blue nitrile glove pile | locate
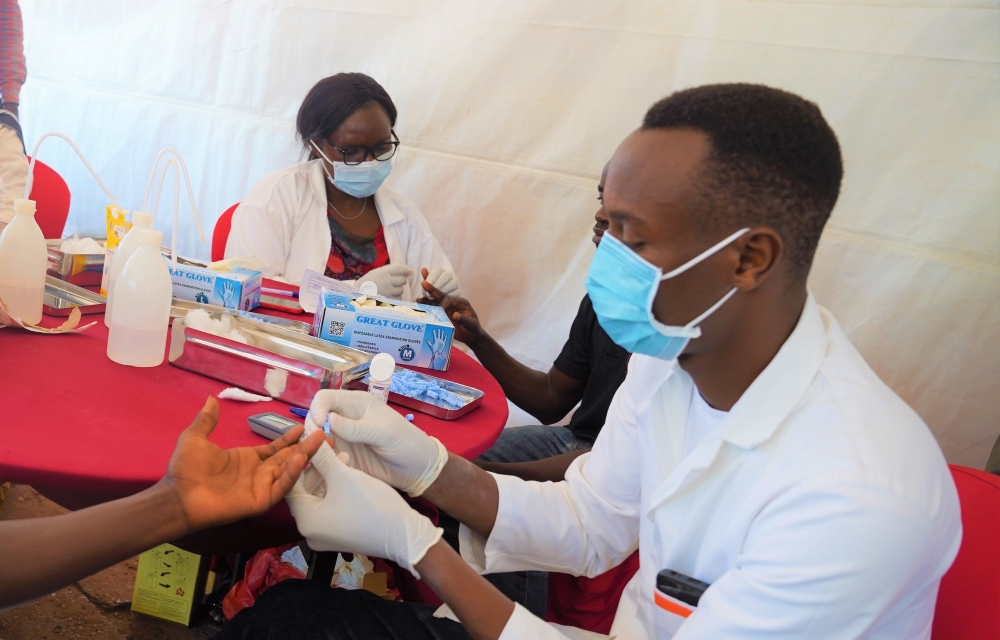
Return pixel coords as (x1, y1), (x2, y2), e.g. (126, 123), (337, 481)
(388, 369), (466, 410)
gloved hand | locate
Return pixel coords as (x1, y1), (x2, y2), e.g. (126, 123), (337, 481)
(422, 267), (460, 297)
(286, 443), (443, 578)
(357, 264), (413, 298)
(305, 390), (448, 497)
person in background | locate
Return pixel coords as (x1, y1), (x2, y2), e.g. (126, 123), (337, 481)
(0, 397), (325, 609)
(225, 73), (458, 300)
(0, 0), (27, 228)
(422, 165), (628, 484)
(230, 83), (960, 640)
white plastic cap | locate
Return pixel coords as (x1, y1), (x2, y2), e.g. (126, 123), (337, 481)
(139, 228), (163, 247)
(132, 210), (154, 227)
(370, 353), (396, 382)
(13, 199), (36, 216)
(359, 280), (379, 297)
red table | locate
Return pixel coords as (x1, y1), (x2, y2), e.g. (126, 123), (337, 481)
(0, 301), (507, 553)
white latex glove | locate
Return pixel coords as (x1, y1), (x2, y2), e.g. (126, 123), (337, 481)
(357, 264), (413, 299)
(424, 267), (460, 296)
(286, 443), (443, 578)
(305, 389), (448, 497)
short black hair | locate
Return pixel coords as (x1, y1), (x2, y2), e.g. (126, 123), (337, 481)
(296, 73), (397, 156)
(642, 83), (843, 277)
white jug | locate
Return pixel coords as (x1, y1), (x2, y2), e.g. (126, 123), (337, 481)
(107, 229), (172, 367)
(0, 199), (48, 325)
(104, 210), (154, 327)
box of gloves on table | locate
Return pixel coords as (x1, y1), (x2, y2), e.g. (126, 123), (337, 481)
(312, 288), (454, 371)
(166, 259), (262, 311)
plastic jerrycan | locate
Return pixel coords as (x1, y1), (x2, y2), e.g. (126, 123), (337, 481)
(0, 199), (48, 325)
(104, 210), (154, 327)
(107, 229), (172, 367)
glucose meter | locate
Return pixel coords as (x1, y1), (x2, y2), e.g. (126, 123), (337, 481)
(248, 412), (302, 440)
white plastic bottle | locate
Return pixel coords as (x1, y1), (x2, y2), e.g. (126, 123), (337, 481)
(0, 199), (48, 325)
(368, 352), (396, 403)
(107, 229), (172, 367)
(104, 210), (154, 327)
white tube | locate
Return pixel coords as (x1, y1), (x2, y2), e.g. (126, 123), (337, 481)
(139, 147), (205, 243)
(24, 132), (123, 210)
(149, 158), (181, 267)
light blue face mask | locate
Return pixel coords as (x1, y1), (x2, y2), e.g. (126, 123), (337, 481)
(311, 140), (393, 199)
(585, 228), (750, 360)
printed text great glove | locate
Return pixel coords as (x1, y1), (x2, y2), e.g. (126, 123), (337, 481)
(306, 389), (448, 497)
(286, 443), (443, 578)
(357, 264), (412, 298)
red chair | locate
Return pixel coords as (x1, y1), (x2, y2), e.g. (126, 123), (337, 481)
(26, 158), (72, 239)
(211, 202), (239, 261)
(932, 465), (1000, 639)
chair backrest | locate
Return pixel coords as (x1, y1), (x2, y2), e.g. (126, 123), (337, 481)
(932, 465), (1000, 639)
(26, 158), (72, 239)
(211, 202), (239, 262)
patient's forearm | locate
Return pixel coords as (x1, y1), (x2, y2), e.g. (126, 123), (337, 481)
(0, 482), (188, 609)
(423, 453), (499, 539)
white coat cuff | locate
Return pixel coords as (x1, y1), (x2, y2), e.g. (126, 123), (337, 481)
(457, 472), (518, 574)
(458, 522), (488, 573)
(499, 603), (601, 640)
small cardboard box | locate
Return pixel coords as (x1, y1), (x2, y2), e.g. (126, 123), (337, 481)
(313, 288), (455, 371)
(130, 543), (203, 626)
(166, 259), (262, 311)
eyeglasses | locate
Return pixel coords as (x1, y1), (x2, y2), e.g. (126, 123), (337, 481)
(322, 130), (400, 165)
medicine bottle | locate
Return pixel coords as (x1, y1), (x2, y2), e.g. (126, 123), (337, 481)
(104, 210), (154, 327)
(368, 352), (396, 403)
(107, 229), (172, 367)
(0, 199), (47, 325)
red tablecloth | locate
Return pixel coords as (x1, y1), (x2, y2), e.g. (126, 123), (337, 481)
(0, 297), (507, 552)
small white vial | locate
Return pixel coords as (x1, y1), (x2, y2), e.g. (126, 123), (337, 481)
(368, 353), (396, 403)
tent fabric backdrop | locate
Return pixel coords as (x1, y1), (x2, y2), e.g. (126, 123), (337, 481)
(18, 1), (999, 468)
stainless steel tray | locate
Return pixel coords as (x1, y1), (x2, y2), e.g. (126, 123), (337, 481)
(47, 239), (106, 287)
(346, 368), (484, 420)
(170, 298), (312, 335)
(169, 310), (372, 408)
(43, 276), (107, 316)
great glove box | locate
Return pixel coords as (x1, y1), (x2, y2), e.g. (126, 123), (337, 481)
(312, 288), (454, 371)
(166, 259), (262, 311)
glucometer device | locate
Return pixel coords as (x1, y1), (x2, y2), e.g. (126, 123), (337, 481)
(656, 569), (710, 607)
(248, 412), (302, 440)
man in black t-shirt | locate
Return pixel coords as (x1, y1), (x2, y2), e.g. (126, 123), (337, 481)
(421, 168), (629, 483)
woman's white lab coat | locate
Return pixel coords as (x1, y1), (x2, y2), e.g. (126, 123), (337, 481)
(224, 159), (453, 301)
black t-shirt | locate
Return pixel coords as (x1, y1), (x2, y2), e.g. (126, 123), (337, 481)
(552, 295), (630, 443)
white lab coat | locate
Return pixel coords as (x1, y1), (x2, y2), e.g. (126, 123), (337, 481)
(461, 294), (962, 639)
(224, 159), (453, 300)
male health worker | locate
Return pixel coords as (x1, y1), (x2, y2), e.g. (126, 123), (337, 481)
(223, 84), (962, 640)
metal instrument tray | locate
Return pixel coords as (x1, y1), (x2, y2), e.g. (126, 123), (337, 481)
(47, 239), (105, 287)
(43, 276), (107, 316)
(346, 368), (484, 420)
(169, 310), (372, 408)
(170, 298), (312, 335)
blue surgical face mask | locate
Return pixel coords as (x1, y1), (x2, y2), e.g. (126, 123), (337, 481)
(311, 140), (393, 198)
(585, 228), (750, 360)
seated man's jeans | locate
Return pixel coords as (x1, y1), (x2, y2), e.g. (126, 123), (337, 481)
(440, 425), (593, 618)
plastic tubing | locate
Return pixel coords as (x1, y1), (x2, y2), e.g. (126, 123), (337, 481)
(149, 158), (182, 267)
(139, 147), (205, 243)
(24, 132), (123, 210)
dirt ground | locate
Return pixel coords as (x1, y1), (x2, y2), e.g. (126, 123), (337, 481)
(0, 484), (222, 640)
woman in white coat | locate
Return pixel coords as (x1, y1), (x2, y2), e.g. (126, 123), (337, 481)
(225, 73), (458, 301)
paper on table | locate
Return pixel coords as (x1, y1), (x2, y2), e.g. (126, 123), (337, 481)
(298, 269), (359, 313)
(0, 299), (95, 334)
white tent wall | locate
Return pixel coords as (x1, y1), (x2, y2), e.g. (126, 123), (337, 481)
(18, 1), (999, 467)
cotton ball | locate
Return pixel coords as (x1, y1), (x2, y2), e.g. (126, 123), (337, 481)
(58, 234), (104, 254)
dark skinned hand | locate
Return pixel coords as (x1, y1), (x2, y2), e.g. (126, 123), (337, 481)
(420, 278), (485, 346)
(160, 397), (326, 531)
